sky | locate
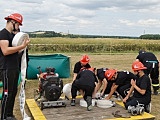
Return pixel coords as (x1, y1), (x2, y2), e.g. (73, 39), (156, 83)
(0, 0), (160, 37)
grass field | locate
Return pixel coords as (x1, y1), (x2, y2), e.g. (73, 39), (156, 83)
(12, 52), (160, 120)
(29, 37), (160, 53)
(30, 37), (160, 45)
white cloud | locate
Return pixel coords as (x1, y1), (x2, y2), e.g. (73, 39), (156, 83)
(0, 0), (160, 36)
(119, 19), (135, 26)
(138, 19), (160, 26)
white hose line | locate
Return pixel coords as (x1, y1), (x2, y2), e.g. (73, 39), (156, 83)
(12, 32), (31, 120)
(96, 99), (114, 108)
(62, 83), (80, 99)
(80, 99), (96, 107)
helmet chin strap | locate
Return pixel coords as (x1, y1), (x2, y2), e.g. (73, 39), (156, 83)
(13, 23), (17, 32)
(136, 71), (140, 77)
(11, 21), (17, 32)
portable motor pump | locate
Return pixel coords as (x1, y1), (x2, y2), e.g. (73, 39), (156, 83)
(37, 67), (63, 101)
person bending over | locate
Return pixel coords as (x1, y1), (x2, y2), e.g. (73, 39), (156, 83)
(70, 68), (98, 111)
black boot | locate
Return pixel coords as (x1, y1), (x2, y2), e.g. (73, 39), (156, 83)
(70, 99), (76, 106)
(85, 96), (92, 111)
(153, 86), (159, 95)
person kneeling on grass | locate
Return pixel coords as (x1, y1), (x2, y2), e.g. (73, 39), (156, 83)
(105, 69), (137, 100)
(70, 68), (98, 111)
(123, 61), (151, 113)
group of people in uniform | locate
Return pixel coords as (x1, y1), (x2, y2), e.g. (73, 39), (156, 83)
(70, 51), (159, 113)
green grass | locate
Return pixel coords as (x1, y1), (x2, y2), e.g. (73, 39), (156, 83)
(29, 38), (160, 53)
(30, 37), (160, 45)
(11, 37), (160, 120)
(12, 52), (160, 120)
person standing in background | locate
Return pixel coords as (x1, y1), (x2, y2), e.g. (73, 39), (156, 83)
(136, 49), (159, 95)
(0, 13), (30, 120)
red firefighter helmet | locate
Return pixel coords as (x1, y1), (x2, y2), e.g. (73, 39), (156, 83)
(80, 55), (90, 64)
(5, 13), (23, 25)
(105, 69), (117, 80)
(132, 61), (147, 71)
(88, 67), (96, 72)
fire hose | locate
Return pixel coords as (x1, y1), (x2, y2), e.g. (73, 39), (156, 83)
(12, 32), (31, 120)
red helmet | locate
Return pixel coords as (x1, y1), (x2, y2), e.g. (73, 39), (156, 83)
(88, 67), (96, 72)
(5, 13), (23, 25)
(132, 61), (147, 71)
(105, 69), (117, 80)
(80, 55), (90, 64)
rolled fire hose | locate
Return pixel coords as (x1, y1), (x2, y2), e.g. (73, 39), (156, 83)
(96, 99), (115, 108)
(62, 83), (80, 99)
(62, 83), (72, 99)
(12, 32), (31, 120)
(80, 99), (96, 107)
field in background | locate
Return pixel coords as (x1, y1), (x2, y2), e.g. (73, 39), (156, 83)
(30, 37), (160, 44)
(29, 37), (160, 53)
(14, 38), (160, 120)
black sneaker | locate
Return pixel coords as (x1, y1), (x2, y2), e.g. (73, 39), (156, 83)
(145, 103), (151, 113)
(70, 99), (75, 106)
(6, 115), (17, 120)
(86, 96), (92, 111)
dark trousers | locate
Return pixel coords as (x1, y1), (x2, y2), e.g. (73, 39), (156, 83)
(71, 80), (94, 100)
(0, 69), (19, 120)
(117, 84), (131, 98)
(124, 96), (150, 109)
(145, 63), (159, 90)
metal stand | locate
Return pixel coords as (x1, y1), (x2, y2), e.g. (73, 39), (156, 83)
(40, 100), (66, 110)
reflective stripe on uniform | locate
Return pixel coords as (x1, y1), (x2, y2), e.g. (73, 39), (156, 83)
(152, 84), (159, 87)
(146, 60), (158, 63)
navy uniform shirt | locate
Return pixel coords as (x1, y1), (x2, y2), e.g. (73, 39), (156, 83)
(136, 52), (159, 67)
(0, 28), (19, 69)
(97, 68), (108, 81)
(133, 74), (151, 102)
(73, 61), (91, 73)
(76, 69), (98, 88)
(114, 71), (137, 87)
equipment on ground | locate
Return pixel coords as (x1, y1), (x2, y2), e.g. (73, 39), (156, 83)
(128, 103), (145, 116)
(96, 99), (116, 108)
(80, 99), (96, 107)
(112, 110), (131, 118)
(62, 83), (80, 100)
(34, 66), (66, 110)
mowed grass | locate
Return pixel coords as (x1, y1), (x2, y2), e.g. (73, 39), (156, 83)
(13, 52), (160, 120)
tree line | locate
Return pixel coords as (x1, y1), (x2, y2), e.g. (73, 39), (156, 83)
(26, 30), (160, 40)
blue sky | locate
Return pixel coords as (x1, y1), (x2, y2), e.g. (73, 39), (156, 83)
(0, 0), (160, 37)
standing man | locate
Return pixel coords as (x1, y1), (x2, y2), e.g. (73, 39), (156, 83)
(105, 69), (137, 100)
(0, 13), (30, 120)
(136, 50), (159, 95)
